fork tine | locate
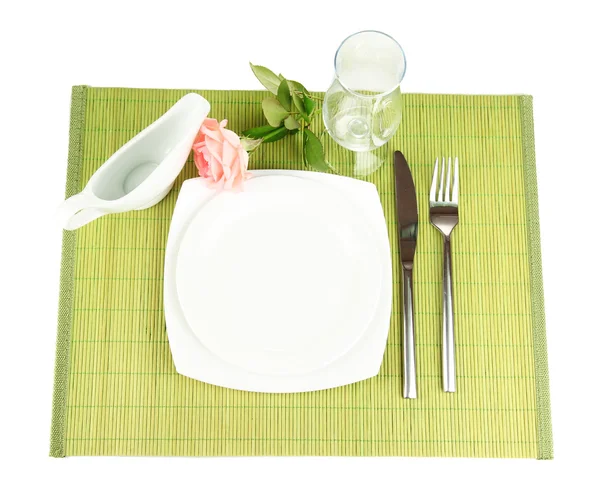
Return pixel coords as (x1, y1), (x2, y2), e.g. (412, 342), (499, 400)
(444, 157), (451, 202)
(452, 157), (459, 203)
(438, 157), (445, 201)
(430, 158), (439, 202)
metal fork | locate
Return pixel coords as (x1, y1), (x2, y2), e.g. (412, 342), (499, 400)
(429, 157), (459, 393)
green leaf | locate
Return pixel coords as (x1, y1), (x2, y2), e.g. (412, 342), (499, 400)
(262, 126), (289, 143)
(277, 80), (292, 111)
(284, 115), (299, 130)
(303, 130), (331, 172)
(262, 97), (289, 127)
(288, 81), (309, 121)
(304, 96), (316, 116)
(292, 94), (308, 121)
(250, 63), (281, 95)
(242, 124), (279, 139)
(289, 80), (308, 94)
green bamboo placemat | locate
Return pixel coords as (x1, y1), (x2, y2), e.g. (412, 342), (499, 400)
(50, 86), (552, 458)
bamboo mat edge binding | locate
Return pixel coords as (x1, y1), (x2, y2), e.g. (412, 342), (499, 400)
(519, 95), (553, 459)
(50, 85), (87, 458)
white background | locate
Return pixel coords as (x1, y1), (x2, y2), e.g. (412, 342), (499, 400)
(1, 0), (599, 501)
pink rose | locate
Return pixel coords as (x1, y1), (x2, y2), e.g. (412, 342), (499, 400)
(192, 118), (250, 190)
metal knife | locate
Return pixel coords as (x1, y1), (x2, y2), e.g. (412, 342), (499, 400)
(393, 151), (419, 399)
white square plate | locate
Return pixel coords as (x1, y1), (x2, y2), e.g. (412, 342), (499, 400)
(164, 170), (392, 392)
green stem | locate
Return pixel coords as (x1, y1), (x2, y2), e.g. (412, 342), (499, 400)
(300, 123), (307, 168)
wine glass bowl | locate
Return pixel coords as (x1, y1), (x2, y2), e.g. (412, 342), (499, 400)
(323, 31), (406, 153)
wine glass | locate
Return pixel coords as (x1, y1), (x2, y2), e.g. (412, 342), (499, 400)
(323, 31), (406, 174)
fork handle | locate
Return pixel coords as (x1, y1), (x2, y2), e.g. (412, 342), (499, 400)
(402, 266), (417, 399)
(442, 237), (456, 392)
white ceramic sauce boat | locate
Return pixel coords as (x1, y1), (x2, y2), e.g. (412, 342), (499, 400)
(57, 93), (210, 230)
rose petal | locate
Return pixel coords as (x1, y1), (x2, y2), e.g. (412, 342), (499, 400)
(194, 150), (210, 178)
(210, 155), (224, 181)
(239, 147), (249, 175)
(222, 140), (239, 179)
(204, 126), (225, 142)
(232, 176), (243, 191)
(221, 127), (241, 147)
(201, 118), (220, 130)
(224, 174), (235, 190)
(204, 136), (224, 164)
(230, 153), (241, 179)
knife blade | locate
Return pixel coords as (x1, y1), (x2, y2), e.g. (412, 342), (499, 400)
(393, 151), (418, 399)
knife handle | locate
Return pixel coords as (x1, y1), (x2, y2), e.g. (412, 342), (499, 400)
(402, 266), (417, 399)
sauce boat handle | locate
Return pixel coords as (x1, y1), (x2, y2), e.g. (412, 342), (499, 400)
(57, 193), (107, 230)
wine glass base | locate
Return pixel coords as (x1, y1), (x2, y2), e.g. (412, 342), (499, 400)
(322, 133), (390, 179)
